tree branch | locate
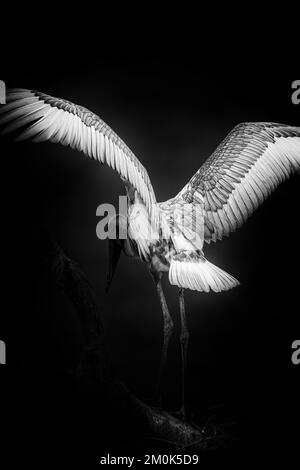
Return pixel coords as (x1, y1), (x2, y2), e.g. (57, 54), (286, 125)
(43, 235), (210, 449)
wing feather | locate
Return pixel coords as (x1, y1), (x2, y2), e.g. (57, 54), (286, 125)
(0, 88), (157, 222)
(166, 122), (300, 243)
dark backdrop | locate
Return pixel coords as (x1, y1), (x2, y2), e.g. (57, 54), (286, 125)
(0, 7), (299, 465)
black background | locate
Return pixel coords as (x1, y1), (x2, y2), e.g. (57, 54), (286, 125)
(0, 5), (299, 466)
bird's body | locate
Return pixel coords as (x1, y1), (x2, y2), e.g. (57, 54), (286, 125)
(116, 190), (175, 270)
(120, 184), (238, 292)
(1, 88), (299, 414)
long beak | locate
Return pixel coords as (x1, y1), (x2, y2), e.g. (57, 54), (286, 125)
(105, 239), (122, 293)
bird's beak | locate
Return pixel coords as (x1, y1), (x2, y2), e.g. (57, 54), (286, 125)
(105, 239), (122, 293)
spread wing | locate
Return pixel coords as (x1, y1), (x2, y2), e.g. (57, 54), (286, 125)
(171, 122), (300, 243)
(0, 88), (157, 222)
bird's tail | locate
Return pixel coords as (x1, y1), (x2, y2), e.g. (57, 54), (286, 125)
(169, 253), (239, 292)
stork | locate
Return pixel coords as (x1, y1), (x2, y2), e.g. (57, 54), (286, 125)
(1, 88), (299, 417)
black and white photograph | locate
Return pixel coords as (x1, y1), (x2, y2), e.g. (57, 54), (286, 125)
(0, 6), (299, 466)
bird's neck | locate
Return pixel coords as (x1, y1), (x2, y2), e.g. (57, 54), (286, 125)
(124, 180), (136, 204)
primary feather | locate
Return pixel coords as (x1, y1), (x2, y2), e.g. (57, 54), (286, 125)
(0, 88), (158, 225)
(167, 122), (300, 243)
(1, 90), (299, 292)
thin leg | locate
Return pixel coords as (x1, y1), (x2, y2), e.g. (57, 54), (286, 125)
(155, 279), (174, 405)
(179, 287), (189, 418)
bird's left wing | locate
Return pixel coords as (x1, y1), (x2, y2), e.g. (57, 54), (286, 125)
(168, 122), (300, 243)
(0, 88), (157, 222)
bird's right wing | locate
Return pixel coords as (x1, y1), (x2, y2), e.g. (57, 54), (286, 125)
(169, 122), (300, 243)
(0, 88), (157, 223)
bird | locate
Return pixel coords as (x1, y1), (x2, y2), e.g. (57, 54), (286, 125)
(1, 88), (299, 417)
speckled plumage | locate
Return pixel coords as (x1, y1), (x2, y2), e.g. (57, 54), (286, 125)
(1, 89), (299, 292)
(2, 87), (299, 415)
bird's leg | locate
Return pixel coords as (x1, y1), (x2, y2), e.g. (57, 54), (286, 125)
(179, 287), (189, 418)
(154, 278), (174, 407)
